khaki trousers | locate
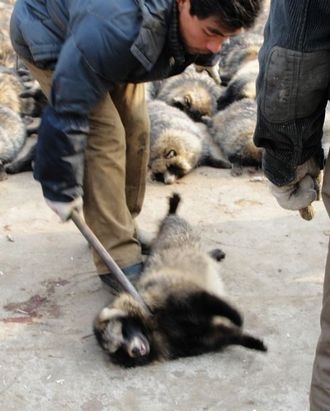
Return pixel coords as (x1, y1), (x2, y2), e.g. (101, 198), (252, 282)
(310, 153), (330, 411)
(24, 61), (150, 274)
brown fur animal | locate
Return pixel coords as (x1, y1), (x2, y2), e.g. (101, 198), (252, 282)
(0, 106), (26, 179)
(0, 1), (16, 68)
(218, 32), (263, 85)
(93, 193), (267, 367)
(148, 99), (231, 184)
(0, 68), (26, 179)
(210, 98), (262, 175)
(154, 65), (223, 122)
(1, 63), (48, 175)
(0, 68), (23, 113)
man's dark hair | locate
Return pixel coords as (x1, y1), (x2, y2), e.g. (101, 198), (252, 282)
(189, 0), (263, 30)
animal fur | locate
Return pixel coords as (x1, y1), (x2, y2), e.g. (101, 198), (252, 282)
(218, 32), (263, 85)
(0, 68), (23, 113)
(210, 98), (262, 175)
(1, 63), (48, 175)
(5, 132), (38, 174)
(0, 106), (26, 179)
(217, 59), (259, 110)
(0, 10), (27, 179)
(148, 99), (231, 184)
(0, 1), (16, 68)
(154, 65), (223, 122)
(93, 193), (267, 367)
(0, 69), (27, 180)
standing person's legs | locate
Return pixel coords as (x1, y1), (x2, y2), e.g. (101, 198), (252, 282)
(310, 154), (330, 411)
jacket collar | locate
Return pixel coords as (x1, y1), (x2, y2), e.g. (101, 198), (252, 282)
(130, 0), (187, 70)
(167, 1), (186, 66)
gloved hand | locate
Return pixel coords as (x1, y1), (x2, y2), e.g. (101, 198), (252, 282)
(269, 157), (321, 211)
(194, 64), (221, 85)
(45, 196), (83, 222)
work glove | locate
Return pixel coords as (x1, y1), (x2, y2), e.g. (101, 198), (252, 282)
(45, 196), (83, 222)
(194, 64), (221, 85)
(269, 157), (321, 220)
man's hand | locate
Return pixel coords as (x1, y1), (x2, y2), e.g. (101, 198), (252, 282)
(269, 157), (321, 214)
(45, 196), (83, 222)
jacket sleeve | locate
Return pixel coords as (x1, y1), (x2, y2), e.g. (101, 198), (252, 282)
(33, 105), (88, 202)
(253, 0), (330, 186)
(32, 37), (107, 202)
(33, 23), (120, 202)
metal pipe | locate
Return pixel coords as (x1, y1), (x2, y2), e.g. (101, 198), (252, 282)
(71, 210), (151, 314)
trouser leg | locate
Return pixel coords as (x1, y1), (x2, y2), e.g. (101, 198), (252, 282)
(22, 60), (52, 99)
(84, 83), (149, 274)
(310, 155), (330, 411)
(23, 62), (149, 274)
(110, 83), (150, 217)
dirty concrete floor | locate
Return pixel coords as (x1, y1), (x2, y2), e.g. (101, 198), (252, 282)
(0, 167), (327, 411)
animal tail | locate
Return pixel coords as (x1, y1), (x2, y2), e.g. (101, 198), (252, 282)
(168, 193), (181, 215)
(231, 333), (267, 352)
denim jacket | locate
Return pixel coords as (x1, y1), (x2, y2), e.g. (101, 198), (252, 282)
(10, 0), (218, 201)
(253, 0), (330, 186)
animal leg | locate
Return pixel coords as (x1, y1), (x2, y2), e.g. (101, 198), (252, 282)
(214, 324), (267, 352)
(0, 161), (8, 181)
(167, 291), (243, 327)
(208, 248), (226, 261)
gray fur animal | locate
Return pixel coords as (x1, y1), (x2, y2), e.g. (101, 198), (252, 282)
(218, 32), (263, 85)
(0, 106), (26, 179)
(0, 1), (16, 68)
(93, 193), (267, 367)
(0, 69), (26, 180)
(154, 65), (223, 122)
(0, 68), (23, 113)
(217, 59), (258, 110)
(2, 64), (48, 175)
(148, 99), (231, 184)
(210, 98), (262, 175)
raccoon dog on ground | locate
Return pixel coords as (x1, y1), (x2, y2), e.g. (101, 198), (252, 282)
(93, 193), (267, 367)
(155, 65), (222, 122)
(210, 98), (262, 175)
(0, 69), (26, 179)
(217, 59), (259, 110)
(0, 106), (26, 179)
(148, 100), (231, 184)
(218, 32), (263, 85)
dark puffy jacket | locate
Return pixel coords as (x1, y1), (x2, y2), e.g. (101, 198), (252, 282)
(10, 0), (218, 201)
(253, 0), (330, 186)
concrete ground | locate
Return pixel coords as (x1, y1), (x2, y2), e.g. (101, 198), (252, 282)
(0, 167), (327, 411)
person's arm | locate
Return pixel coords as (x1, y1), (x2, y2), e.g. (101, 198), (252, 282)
(253, 0), (330, 211)
(32, 34), (110, 221)
(34, 105), (88, 202)
(34, 12), (134, 220)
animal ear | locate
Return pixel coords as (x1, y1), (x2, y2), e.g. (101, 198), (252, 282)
(165, 149), (176, 159)
(183, 95), (192, 108)
(172, 95), (184, 105)
(172, 96), (186, 111)
(173, 95), (192, 109)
